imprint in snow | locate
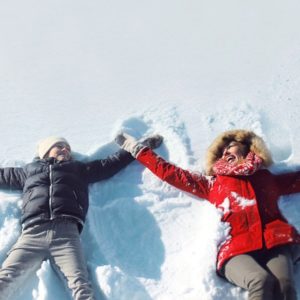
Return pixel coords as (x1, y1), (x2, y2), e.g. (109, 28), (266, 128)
(231, 192), (255, 209)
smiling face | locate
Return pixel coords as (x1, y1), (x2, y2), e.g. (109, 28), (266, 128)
(221, 141), (249, 165)
(47, 142), (71, 161)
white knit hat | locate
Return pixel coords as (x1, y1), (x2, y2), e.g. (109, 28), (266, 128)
(37, 136), (70, 159)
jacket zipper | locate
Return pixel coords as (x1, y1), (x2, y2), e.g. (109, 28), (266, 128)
(49, 164), (54, 219)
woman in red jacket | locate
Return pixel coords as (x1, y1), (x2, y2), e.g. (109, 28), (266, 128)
(116, 130), (300, 300)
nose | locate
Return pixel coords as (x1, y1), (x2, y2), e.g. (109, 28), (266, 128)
(61, 146), (70, 153)
(222, 146), (229, 156)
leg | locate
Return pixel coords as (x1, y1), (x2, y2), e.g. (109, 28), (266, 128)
(223, 253), (276, 300)
(0, 226), (47, 300)
(265, 246), (297, 300)
(49, 220), (95, 300)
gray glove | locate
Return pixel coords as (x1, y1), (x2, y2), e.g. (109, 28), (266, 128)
(140, 134), (163, 149)
(115, 132), (163, 157)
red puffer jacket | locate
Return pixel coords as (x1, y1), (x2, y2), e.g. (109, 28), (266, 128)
(136, 148), (300, 270)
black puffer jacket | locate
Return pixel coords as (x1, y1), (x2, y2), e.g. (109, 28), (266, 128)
(0, 149), (134, 231)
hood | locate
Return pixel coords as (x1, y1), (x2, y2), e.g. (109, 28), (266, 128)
(205, 129), (273, 175)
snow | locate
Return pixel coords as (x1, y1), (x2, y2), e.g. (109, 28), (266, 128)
(1, 0), (300, 299)
(230, 192), (255, 209)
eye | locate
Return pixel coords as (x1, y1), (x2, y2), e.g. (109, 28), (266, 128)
(55, 143), (70, 151)
(226, 144), (234, 150)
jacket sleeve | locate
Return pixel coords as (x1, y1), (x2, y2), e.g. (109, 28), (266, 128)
(136, 148), (210, 200)
(84, 149), (135, 183)
(274, 170), (300, 196)
(0, 167), (26, 190)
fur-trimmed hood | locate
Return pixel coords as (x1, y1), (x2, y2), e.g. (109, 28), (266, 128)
(205, 129), (273, 175)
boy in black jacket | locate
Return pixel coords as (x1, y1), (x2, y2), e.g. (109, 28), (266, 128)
(0, 135), (162, 300)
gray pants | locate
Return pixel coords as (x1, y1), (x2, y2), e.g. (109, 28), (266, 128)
(0, 218), (94, 300)
(223, 246), (297, 300)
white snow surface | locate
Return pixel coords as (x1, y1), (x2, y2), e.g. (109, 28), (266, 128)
(1, 1), (300, 299)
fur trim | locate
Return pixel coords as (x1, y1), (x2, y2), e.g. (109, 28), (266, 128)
(205, 130), (273, 175)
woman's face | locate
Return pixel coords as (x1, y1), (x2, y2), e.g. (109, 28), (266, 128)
(221, 141), (248, 164)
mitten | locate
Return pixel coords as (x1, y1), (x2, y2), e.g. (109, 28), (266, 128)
(140, 134), (163, 149)
(115, 132), (144, 157)
(115, 132), (163, 157)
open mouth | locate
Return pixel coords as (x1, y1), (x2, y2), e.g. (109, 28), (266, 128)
(226, 155), (236, 163)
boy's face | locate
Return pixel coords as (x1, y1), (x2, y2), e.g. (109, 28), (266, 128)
(47, 142), (71, 161)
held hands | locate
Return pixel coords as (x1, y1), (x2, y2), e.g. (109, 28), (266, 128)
(115, 133), (140, 155)
(115, 132), (163, 157)
(140, 134), (163, 149)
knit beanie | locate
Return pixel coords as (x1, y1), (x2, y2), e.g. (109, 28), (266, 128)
(37, 136), (70, 159)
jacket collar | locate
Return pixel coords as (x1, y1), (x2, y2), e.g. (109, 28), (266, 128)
(34, 157), (70, 165)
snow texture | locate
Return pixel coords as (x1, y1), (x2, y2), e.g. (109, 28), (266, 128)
(1, 0), (300, 299)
